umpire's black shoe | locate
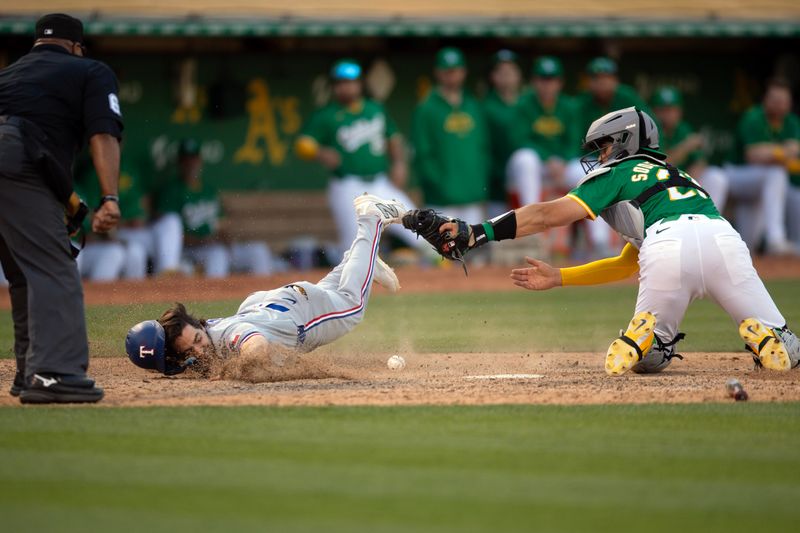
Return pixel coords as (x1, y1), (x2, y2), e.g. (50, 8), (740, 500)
(9, 370), (26, 397)
(19, 373), (103, 404)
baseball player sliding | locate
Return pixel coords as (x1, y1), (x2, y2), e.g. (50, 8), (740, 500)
(125, 194), (405, 377)
(403, 107), (799, 375)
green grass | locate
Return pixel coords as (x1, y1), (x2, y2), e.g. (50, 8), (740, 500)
(1, 403), (798, 532)
(2, 280), (799, 358)
(2, 284), (799, 530)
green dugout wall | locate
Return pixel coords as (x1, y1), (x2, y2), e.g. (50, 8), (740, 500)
(1, 29), (798, 191)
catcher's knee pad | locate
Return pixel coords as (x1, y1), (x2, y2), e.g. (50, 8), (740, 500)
(631, 332), (685, 374)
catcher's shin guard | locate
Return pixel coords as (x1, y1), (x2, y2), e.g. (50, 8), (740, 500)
(739, 318), (791, 371)
(605, 311), (656, 376)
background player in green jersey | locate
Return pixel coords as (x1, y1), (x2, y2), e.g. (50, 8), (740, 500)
(295, 59), (421, 259)
(514, 56), (581, 198)
(726, 78), (797, 255)
(412, 47), (490, 223)
(157, 139), (272, 278)
(427, 107), (799, 375)
(650, 85), (728, 211)
(482, 49), (540, 217)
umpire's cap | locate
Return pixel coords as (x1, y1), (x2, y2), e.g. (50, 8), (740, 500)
(36, 13), (84, 43)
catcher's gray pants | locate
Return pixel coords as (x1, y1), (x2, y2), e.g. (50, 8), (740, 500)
(0, 127), (90, 380)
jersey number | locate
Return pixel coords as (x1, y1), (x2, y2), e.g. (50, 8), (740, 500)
(655, 168), (708, 202)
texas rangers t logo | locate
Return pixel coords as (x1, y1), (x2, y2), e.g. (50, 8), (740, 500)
(139, 346), (154, 358)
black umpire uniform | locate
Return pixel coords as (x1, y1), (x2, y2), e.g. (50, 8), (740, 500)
(0, 14), (123, 403)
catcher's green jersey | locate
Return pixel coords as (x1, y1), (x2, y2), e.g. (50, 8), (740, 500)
(659, 121), (704, 168)
(412, 89), (489, 206)
(300, 98), (398, 179)
(736, 105), (800, 185)
(482, 90), (524, 202)
(157, 180), (221, 238)
(568, 153), (719, 230)
(574, 84), (649, 137)
(516, 92), (580, 161)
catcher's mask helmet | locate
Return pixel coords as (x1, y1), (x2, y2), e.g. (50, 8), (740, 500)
(580, 106), (659, 173)
(125, 320), (196, 375)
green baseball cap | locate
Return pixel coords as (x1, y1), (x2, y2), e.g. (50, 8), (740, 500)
(651, 86), (683, 107)
(330, 59), (362, 80)
(532, 56), (563, 78)
(436, 47), (466, 69)
(491, 49), (518, 67)
(586, 57), (618, 75)
(178, 138), (201, 157)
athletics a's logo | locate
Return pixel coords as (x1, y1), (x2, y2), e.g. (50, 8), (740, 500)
(139, 346), (155, 358)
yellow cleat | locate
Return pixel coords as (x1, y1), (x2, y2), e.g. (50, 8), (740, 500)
(605, 312), (657, 376)
(739, 318), (790, 371)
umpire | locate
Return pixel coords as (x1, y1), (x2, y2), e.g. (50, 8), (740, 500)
(0, 14), (123, 403)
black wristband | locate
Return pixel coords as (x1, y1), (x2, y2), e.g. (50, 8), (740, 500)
(469, 223), (488, 248)
(479, 210), (517, 243)
(97, 195), (119, 209)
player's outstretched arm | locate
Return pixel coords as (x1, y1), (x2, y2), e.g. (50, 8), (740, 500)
(513, 196), (592, 238)
(434, 195), (589, 250)
(510, 244), (640, 291)
(404, 196), (589, 264)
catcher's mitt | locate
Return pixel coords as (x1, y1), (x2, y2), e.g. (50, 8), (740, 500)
(402, 209), (471, 274)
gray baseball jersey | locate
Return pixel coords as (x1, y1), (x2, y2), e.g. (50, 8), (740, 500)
(204, 215), (383, 360)
(205, 285), (312, 358)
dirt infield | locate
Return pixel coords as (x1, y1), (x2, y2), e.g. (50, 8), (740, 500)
(2, 351), (798, 407)
(2, 256), (798, 310)
(1, 258), (798, 407)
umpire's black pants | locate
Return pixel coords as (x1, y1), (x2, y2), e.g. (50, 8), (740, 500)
(0, 125), (89, 379)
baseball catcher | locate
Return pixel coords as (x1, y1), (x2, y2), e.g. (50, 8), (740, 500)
(125, 194), (404, 377)
(404, 107), (799, 375)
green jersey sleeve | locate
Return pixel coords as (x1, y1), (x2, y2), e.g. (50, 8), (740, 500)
(567, 169), (625, 219)
(384, 106), (399, 138)
(737, 108), (762, 147)
(301, 107), (333, 145)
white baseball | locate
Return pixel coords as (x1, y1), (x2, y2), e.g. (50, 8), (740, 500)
(387, 355), (406, 370)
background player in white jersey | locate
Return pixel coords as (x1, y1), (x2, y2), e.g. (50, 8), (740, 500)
(404, 107), (799, 375)
(124, 194), (404, 377)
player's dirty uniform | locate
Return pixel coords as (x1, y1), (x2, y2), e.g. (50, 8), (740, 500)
(298, 98), (419, 254)
(205, 215), (382, 357)
(568, 152), (786, 352)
